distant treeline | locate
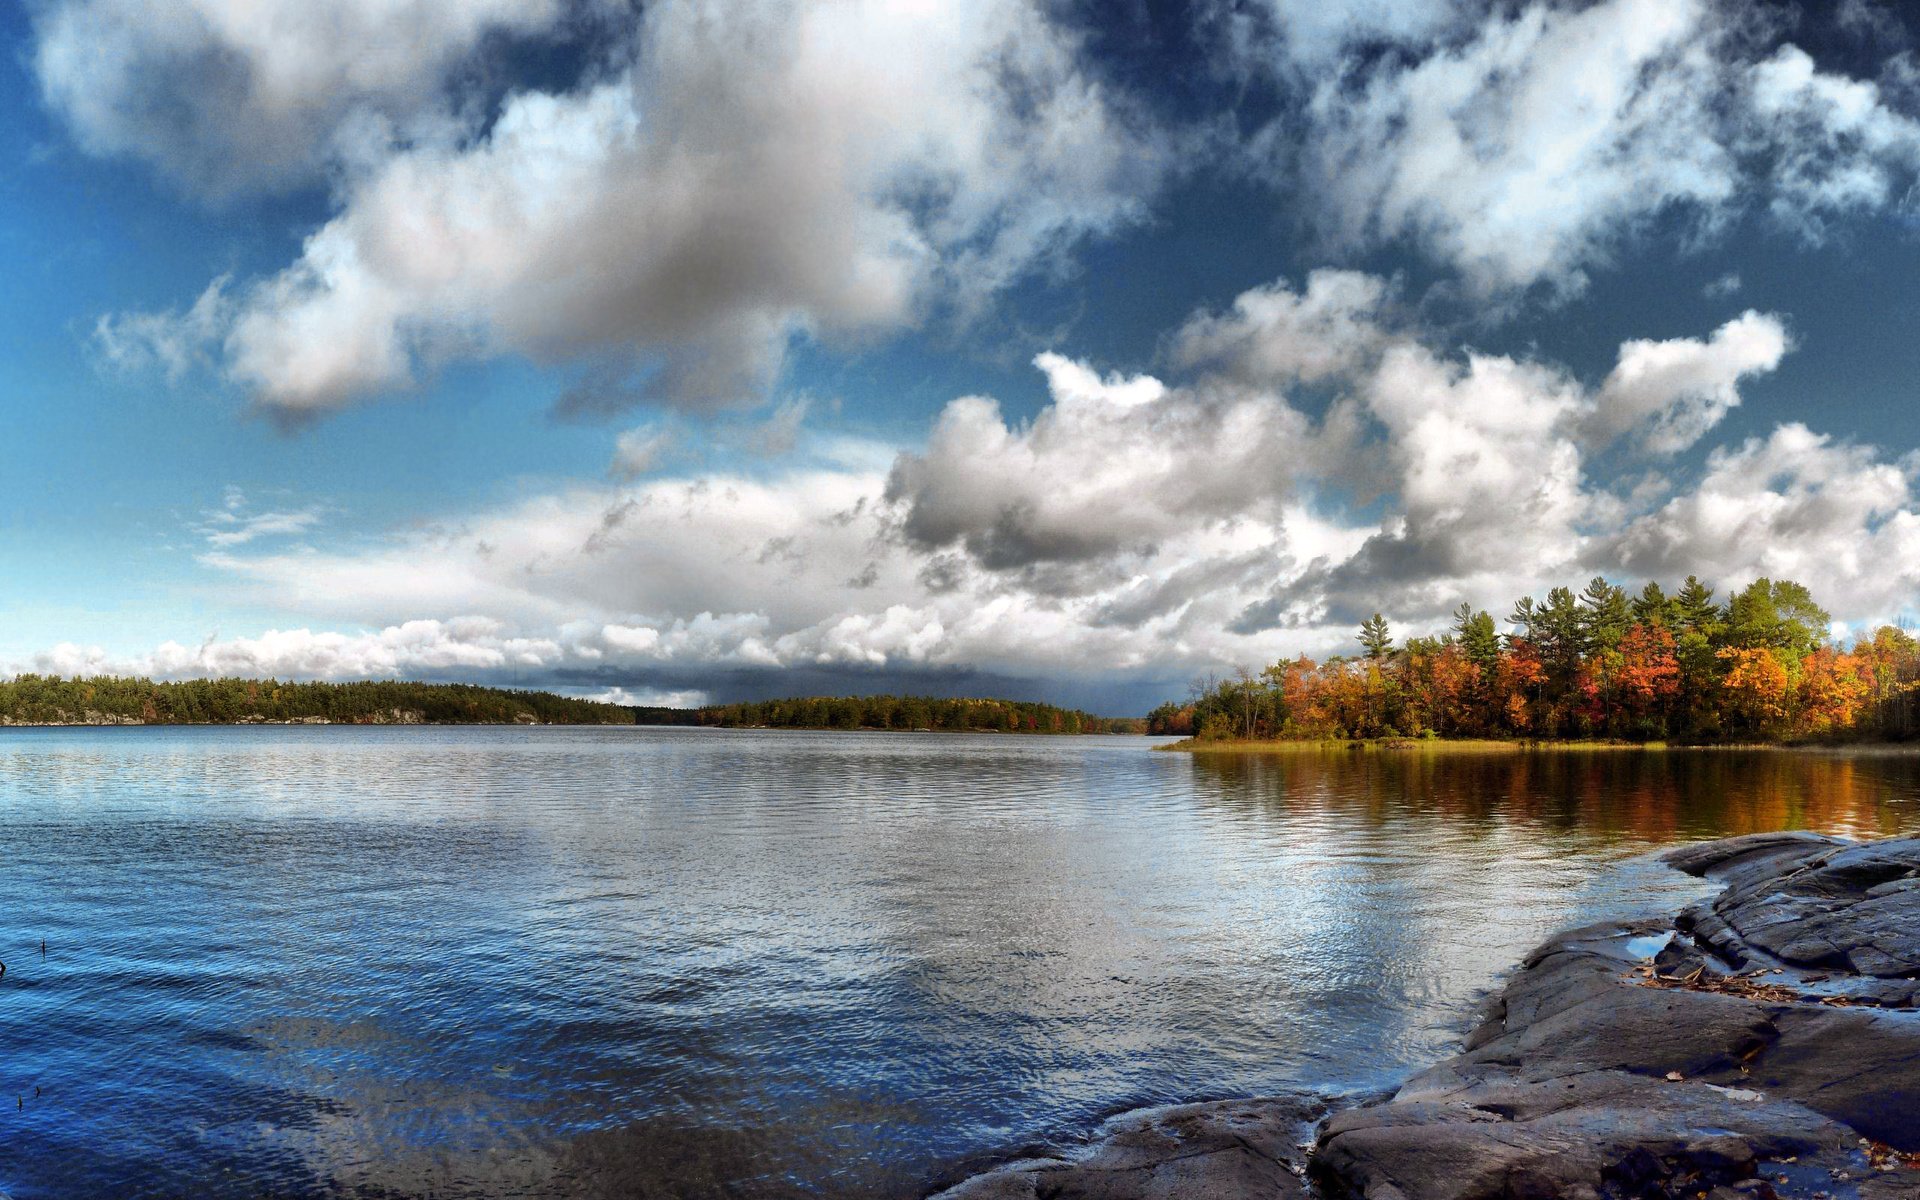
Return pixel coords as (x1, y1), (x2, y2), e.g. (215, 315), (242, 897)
(1152, 576), (1920, 745)
(636, 695), (1144, 734)
(0, 675), (635, 726)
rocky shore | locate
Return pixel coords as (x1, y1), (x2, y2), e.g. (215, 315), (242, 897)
(937, 832), (1920, 1200)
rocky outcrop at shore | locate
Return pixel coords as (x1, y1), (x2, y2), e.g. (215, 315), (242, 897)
(936, 832), (1920, 1200)
(1318, 832), (1920, 1199)
(933, 1097), (1327, 1200)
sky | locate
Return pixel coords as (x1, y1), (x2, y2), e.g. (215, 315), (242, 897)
(6, 0), (1920, 715)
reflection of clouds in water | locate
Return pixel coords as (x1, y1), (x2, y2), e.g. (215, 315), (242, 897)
(2, 731), (1919, 1198)
(1179, 749), (1920, 1081)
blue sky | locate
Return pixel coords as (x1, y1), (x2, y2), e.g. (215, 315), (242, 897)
(5, 0), (1920, 713)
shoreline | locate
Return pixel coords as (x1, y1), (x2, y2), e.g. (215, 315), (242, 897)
(0, 717), (628, 728)
(1159, 735), (1920, 754)
(936, 831), (1920, 1199)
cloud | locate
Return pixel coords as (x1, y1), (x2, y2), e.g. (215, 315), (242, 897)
(1603, 424), (1920, 615)
(1836, 0), (1911, 52)
(1266, 340), (1595, 628)
(192, 487), (326, 548)
(31, 618), (562, 682)
(91, 0), (1166, 418)
(1256, 0), (1920, 294)
(609, 425), (678, 481)
(1235, 0), (1472, 73)
(1746, 44), (1920, 237)
(1169, 268), (1392, 384)
(31, 0), (583, 198)
(1295, 0), (1739, 295)
(882, 278), (1798, 639)
(93, 278), (232, 379)
(728, 396), (811, 459)
(1586, 310), (1790, 455)
(587, 685), (707, 708)
(885, 350), (1310, 572)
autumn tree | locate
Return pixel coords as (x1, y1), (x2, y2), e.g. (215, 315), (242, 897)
(1795, 647), (1871, 736)
(1717, 646), (1791, 738)
(1613, 622), (1682, 735)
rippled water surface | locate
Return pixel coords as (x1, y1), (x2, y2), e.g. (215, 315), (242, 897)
(2, 728), (1918, 1198)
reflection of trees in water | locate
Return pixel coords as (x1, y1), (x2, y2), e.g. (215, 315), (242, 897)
(1187, 750), (1920, 843)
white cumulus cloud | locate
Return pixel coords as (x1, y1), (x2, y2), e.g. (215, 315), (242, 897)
(86, 0), (1166, 418)
(1264, 0), (1920, 294)
(32, 0), (581, 197)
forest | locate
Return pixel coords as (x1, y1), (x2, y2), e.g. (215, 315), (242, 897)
(641, 694), (1144, 734)
(0, 676), (634, 726)
(1149, 576), (1920, 744)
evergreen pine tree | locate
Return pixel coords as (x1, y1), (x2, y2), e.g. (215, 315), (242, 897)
(1631, 580), (1674, 626)
(1357, 613), (1394, 661)
(1578, 576), (1632, 651)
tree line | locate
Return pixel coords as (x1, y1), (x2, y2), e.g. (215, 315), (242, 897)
(0, 676), (635, 725)
(1149, 576), (1920, 744)
(640, 694), (1144, 734)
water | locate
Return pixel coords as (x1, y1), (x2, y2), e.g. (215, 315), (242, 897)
(0, 728), (1915, 1199)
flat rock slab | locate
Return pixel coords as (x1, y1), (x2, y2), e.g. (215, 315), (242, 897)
(1669, 833), (1920, 981)
(931, 1096), (1325, 1200)
(1318, 833), (1920, 1200)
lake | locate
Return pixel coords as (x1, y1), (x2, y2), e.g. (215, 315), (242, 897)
(0, 728), (1915, 1199)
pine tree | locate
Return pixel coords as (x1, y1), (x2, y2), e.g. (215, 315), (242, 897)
(1357, 612), (1394, 661)
(1578, 576), (1632, 652)
(1675, 576), (1720, 631)
(1508, 596), (1539, 642)
(1536, 586), (1587, 669)
(1631, 580), (1675, 626)
(1451, 602), (1500, 675)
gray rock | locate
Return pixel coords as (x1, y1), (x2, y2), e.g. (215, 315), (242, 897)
(1671, 837), (1920, 981)
(1661, 831), (1848, 881)
(1317, 1069), (1859, 1200)
(1317, 833), (1920, 1200)
(931, 1096), (1324, 1200)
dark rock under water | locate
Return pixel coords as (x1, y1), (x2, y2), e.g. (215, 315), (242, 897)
(940, 831), (1920, 1200)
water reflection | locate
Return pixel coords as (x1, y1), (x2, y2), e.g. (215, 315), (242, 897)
(1190, 747), (1920, 841)
(0, 730), (1913, 1199)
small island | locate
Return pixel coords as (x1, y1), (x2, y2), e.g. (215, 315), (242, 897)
(1151, 575), (1920, 749)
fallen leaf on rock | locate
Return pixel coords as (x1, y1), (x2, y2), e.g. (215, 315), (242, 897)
(1631, 965), (1812, 1005)
(1864, 1139), (1920, 1171)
